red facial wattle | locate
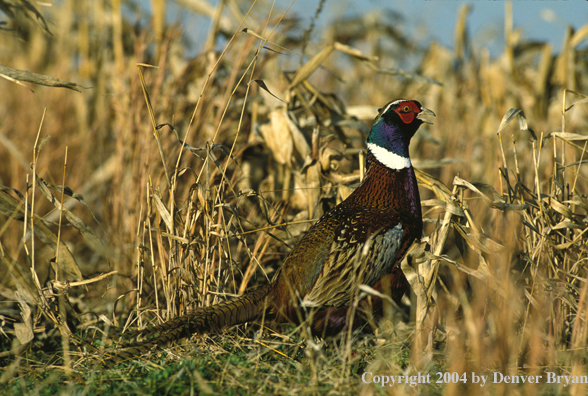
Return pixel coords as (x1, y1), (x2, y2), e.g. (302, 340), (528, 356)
(393, 101), (421, 124)
(397, 112), (415, 123)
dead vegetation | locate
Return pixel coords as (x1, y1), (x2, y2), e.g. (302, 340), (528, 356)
(0, 1), (587, 394)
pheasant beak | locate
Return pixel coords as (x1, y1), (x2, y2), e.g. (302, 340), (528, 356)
(417, 107), (436, 124)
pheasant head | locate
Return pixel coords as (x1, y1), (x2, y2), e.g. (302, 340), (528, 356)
(367, 99), (435, 170)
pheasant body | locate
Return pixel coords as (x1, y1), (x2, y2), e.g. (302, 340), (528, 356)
(272, 158), (422, 323)
(111, 99), (434, 358)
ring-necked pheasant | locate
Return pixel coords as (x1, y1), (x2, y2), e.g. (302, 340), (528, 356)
(110, 99), (434, 359)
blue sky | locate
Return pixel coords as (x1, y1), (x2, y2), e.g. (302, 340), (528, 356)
(288, 0), (587, 54)
(164, 0), (587, 56)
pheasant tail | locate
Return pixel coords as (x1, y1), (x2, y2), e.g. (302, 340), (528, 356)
(106, 284), (273, 364)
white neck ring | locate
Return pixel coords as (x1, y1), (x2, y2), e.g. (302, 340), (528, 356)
(367, 143), (411, 170)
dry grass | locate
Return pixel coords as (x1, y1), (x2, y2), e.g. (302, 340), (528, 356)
(0, 1), (587, 395)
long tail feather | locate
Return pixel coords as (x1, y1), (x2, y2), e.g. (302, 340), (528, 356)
(105, 284), (273, 363)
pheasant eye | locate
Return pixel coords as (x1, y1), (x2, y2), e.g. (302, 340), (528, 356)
(403, 105), (410, 112)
